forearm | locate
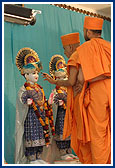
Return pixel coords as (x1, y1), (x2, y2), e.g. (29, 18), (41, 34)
(89, 75), (111, 83)
(42, 66), (77, 87)
(56, 79), (72, 87)
(77, 66), (84, 85)
(73, 67), (84, 97)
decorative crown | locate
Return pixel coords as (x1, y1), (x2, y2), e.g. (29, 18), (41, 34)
(16, 47), (40, 70)
(49, 54), (66, 77)
(16, 47), (42, 75)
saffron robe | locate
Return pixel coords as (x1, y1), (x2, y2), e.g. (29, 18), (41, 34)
(63, 38), (111, 164)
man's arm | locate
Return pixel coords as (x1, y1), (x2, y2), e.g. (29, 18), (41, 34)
(42, 66), (78, 87)
(73, 66), (84, 96)
(89, 75), (111, 83)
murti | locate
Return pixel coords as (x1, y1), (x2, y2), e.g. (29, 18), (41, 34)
(16, 48), (55, 163)
(49, 55), (77, 160)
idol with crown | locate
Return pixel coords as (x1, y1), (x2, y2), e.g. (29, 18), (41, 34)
(48, 55), (78, 161)
(15, 48), (55, 164)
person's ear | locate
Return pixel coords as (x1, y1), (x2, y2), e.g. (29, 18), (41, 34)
(87, 29), (90, 36)
(69, 44), (73, 52)
(87, 29), (92, 38)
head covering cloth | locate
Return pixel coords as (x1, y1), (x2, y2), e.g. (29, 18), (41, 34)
(61, 32), (80, 46)
(84, 16), (104, 30)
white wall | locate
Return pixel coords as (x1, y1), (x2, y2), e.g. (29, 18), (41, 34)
(65, 3), (111, 18)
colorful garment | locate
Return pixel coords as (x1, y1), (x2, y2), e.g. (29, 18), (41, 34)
(21, 88), (46, 147)
(49, 86), (71, 153)
(15, 83), (49, 162)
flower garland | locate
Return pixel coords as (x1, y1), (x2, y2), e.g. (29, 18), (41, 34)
(32, 101), (50, 145)
(56, 86), (67, 109)
(44, 100), (55, 135)
(24, 82), (55, 145)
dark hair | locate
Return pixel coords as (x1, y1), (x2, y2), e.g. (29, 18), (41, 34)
(90, 30), (102, 34)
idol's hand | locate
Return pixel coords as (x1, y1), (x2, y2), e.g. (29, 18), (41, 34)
(27, 98), (33, 105)
(46, 144), (49, 148)
(59, 100), (64, 106)
(42, 72), (56, 85)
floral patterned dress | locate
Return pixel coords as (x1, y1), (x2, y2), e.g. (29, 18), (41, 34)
(21, 83), (47, 160)
(49, 86), (70, 150)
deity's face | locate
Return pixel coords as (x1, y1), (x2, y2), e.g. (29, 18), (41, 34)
(25, 70), (39, 84)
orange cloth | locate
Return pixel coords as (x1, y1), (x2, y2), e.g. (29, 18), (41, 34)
(61, 32), (80, 46)
(84, 16), (104, 30)
(77, 38), (111, 81)
(63, 38), (111, 164)
(4, 159), (8, 164)
(62, 86), (73, 139)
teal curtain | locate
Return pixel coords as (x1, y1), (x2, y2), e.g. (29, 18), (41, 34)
(4, 4), (111, 164)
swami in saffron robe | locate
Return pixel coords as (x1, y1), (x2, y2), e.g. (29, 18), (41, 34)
(63, 38), (111, 164)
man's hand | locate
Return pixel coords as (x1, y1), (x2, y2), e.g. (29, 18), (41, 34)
(42, 73), (56, 85)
